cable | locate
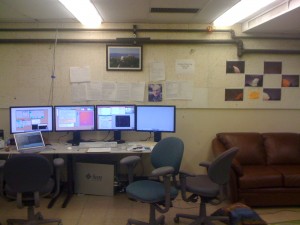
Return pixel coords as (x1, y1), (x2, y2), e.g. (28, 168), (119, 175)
(48, 30), (58, 105)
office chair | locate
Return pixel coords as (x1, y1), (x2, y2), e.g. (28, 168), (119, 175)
(1, 154), (64, 225)
(174, 147), (238, 225)
(123, 137), (184, 225)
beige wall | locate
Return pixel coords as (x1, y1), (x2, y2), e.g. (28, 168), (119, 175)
(1, 23), (300, 174)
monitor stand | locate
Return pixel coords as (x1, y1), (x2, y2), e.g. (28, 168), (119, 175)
(154, 132), (161, 142)
(67, 131), (82, 146)
(112, 131), (125, 144)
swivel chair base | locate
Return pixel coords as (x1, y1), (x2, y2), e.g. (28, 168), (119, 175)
(7, 206), (62, 225)
(127, 204), (165, 225)
(174, 201), (228, 225)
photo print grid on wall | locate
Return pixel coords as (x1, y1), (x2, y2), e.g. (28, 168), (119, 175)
(225, 61), (300, 102)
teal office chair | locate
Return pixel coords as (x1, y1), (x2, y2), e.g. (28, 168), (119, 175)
(174, 147), (238, 225)
(123, 137), (184, 225)
(1, 154), (64, 225)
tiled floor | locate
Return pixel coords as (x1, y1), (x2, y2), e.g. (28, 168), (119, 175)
(0, 192), (300, 225)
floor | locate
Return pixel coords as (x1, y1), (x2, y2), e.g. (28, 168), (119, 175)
(0, 191), (300, 225)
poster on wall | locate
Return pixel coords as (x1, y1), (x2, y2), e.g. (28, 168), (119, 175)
(245, 74), (263, 87)
(106, 45), (142, 71)
(282, 75), (299, 87)
(148, 84), (162, 102)
(263, 88), (281, 101)
(226, 61), (245, 73)
(264, 61), (282, 74)
(225, 89), (243, 101)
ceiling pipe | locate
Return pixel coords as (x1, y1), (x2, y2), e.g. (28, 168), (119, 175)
(0, 26), (299, 56)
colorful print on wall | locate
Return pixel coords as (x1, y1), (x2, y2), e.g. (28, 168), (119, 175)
(245, 74), (263, 87)
(264, 61), (282, 74)
(148, 83), (163, 102)
(225, 89), (243, 101)
(248, 90), (260, 100)
(282, 75), (299, 87)
(263, 88), (281, 101)
(226, 61), (245, 74)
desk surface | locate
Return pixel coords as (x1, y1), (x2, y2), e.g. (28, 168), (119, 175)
(0, 141), (156, 155)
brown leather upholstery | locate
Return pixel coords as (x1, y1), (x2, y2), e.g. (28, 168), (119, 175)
(212, 132), (300, 207)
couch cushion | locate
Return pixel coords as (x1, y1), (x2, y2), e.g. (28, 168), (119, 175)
(271, 165), (300, 187)
(239, 166), (282, 189)
(263, 133), (300, 165)
(217, 133), (266, 165)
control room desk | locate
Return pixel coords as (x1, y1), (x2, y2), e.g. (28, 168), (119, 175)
(0, 142), (154, 208)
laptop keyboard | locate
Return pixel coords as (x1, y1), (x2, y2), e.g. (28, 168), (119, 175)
(19, 147), (46, 154)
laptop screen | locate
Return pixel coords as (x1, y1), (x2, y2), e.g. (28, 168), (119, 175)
(14, 131), (45, 151)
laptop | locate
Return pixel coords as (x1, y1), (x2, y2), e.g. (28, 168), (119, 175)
(14, 131), (46, 153)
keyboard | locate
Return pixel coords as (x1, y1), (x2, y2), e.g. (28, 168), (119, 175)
(87, 147), (111, 153)
(79, 141), (118, 148)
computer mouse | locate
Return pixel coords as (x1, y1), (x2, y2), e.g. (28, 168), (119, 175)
(67, 146), (72, 150)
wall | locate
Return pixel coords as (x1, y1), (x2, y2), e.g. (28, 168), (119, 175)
(1, 23), (300, 174)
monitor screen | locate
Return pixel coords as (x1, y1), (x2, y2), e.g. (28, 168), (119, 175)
(10, 106), (53, 133)
(136, 105), (176, 133)
(96, 105), (136, 131)
(54, 105), (95, 132)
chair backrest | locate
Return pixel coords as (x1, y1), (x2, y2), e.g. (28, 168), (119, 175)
(151, 137), (184, 175)
(4, 154), (52, 193)
(208, 147), (238, 185)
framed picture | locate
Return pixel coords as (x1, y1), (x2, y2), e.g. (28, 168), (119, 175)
(106, 45), (142, 71)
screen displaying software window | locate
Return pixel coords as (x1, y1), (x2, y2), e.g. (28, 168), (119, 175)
(54, 106), (95, 131)
(10, 106), (53, 133)
(136, 105), (176, 132)
(96, 105), (135, 130)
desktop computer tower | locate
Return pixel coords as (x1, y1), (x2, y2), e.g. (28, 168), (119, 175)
(74, 163), (114, 196)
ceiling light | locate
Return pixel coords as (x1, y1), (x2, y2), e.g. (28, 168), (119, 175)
(59, 0), (102, 27)
(213, 0), (276, 26)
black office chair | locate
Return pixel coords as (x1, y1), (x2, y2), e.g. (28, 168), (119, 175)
(174, 147), (239, 225)
(123, 137), (184, 225)
(1, 154), (64, 225)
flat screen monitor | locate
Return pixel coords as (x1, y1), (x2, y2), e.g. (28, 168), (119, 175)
(54, 105), (95, 145)
(10, 106), (53, 133)
(136, 105), (176, 142)
(96, 105), (136, 142)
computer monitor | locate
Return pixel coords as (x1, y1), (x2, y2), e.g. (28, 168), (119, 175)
(54, 105), (95, 145)
(96, 105), (136, 143)
(136, 105), (176, 142)
(10, 106), (53, 133)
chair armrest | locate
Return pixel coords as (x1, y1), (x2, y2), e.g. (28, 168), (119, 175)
(179, 170), (198, 203)
(151, 166), (175, 214)
(120, 155), (141, 184)
(199, 161), (210, 169)
(151, 166), (174, 177)
(179, 170), (196, 177)
(120, 155), (141, 166)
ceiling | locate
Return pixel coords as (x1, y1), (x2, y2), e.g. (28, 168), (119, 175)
(0, 0), (299, 36)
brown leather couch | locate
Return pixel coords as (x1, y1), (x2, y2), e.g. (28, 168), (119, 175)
(212, 132), (300, 207)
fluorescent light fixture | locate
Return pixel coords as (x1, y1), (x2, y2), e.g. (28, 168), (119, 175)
(59, 0), (102, 27)
(214, 0), (276, 26)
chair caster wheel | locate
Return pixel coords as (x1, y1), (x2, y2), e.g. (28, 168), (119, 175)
(174, 216), (179, 223)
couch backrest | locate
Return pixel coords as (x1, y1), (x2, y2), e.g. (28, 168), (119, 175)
(262, 133), (300, 165)
(216, 132), (266, 165)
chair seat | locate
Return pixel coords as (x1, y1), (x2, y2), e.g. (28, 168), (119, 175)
(126, 180), (178, 203)
(186, 175), (220, 198)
